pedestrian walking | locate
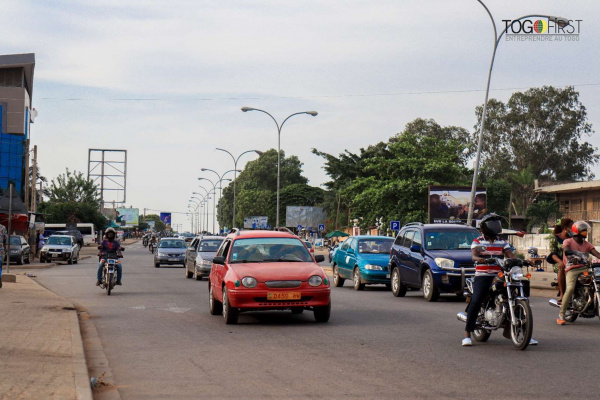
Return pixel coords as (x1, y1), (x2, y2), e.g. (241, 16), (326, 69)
(36, 230), (46, 258)
(0, 223), (7, 289)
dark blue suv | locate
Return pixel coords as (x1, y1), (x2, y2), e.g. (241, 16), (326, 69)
(389, 223), (480, 301)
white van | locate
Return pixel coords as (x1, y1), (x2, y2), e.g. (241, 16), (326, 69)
(44, 223), (97, 246)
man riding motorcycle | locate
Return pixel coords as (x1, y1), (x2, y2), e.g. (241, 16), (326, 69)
(463, 214), (537, 346)
(557, 221), (600, 325)
(96, 228), (123, 286)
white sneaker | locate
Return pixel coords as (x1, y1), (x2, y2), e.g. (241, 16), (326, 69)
(462, 337), (472, 346)
(529, 338), (538, 345)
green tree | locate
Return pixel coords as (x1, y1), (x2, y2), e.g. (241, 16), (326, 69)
(526, 200), (560, 233)
(143, 214), (165, 231)
(47, 169), (101, 207)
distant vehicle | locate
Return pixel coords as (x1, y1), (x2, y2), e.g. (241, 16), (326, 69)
(185, 236), (224, 280)
(8, 235), (31, 265)
(303, 241), (315, 254)
(154, 238), (187, 268)
(52, 230), (84, 248)
(208, 230), (330, 324)
(39, 235), (80, 264)
(332, 236), (394, 290)
(389, 223), (480, 301)
(44, 223), (97, 246)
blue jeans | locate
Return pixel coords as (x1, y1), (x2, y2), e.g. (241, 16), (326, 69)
(0, 255), (3, 279)
(97, 261), (123, 282)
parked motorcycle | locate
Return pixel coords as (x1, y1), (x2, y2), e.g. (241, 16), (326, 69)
(99, 248), (124, 296)
(457, 254), (534, 350)
(549, 250), (600, 322)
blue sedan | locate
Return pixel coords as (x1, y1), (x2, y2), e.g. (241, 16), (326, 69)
(332, 235), (394, 290)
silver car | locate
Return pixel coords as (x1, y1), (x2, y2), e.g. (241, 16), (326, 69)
(184, 236), (223, 280)
(154, 238), (187, 268)
(40, 235), (80, 264)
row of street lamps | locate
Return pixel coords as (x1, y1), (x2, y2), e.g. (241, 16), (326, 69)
(187, 108), (317, 234)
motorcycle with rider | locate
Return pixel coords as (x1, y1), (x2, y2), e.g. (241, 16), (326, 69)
(96, 227), (124, 295)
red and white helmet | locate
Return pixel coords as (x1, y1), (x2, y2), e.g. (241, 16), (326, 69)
(571, 221), (590, 237)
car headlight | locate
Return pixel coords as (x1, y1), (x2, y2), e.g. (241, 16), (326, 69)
(201, 259), (212, 266)
(11, 249), (20, 254)
(593, 267), (600, 276)
(241, 276), (257, 288)
(510, 266), (524, 281)
(41, 247), (48, 252)
(157, 252), (167, 257)
(435, 258), (455, 269)
(308, 275), (323, 286)
(364, 264), (383, 270)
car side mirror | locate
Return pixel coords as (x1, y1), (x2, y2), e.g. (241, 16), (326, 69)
(410, 244), (421, 253)
(314, 255), (325, 263)
(213, 256), (225, 265)
(347, 248), (355, 254)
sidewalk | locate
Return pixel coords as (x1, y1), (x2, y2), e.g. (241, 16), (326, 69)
(0, 274), (92, 400)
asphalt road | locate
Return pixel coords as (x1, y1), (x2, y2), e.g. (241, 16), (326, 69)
(35, 242), (600, 399)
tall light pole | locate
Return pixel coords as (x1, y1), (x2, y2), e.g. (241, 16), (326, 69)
(198, 177), (218, 233)
(191, 195), (207, 234)
(241, 107), (318, 227)
(201, 168), (239, 217)
(216, 148), (263, 229)
(466, 2), (569, 226)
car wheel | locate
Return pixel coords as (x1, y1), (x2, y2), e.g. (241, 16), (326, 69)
(333, 265), (345, 287)
(209, 284), (223, 315)
(391, 267), (407, 297)
(353, 268), (365, 291)
(155, 262), (160, 268)
(185, 266), (193, 279)
(222, 287), (239, 324)
(25, 252), (31, 264)
(313, 300), (331, 323)
(68, 256), (73, 265)
(17, 253), (24, 265)
(422, 269), (439, 302)
(291, 307), (304, 314)
(193, 271), (202, 281)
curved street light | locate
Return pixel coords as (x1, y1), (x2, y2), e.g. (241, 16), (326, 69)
(198, 177), (218, 233)
(241, 107), (318, 227)
(467, 2), (569, 226)
(216, 148), (263, 229)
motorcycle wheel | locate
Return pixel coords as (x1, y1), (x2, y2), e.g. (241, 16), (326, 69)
(510, 299), (533, 350)
(107, 272), (113, 296)
(473, 328), (491, 342)
(565, 310), (578, 323)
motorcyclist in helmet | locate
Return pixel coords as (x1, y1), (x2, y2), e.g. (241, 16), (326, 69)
(96, 228), (123, 286)
(463, 213), (537, 346)
(557, 221), (600, 325)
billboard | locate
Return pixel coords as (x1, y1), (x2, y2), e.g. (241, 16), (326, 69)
(243, 216), (268, 229)
(160, 212), (172, 229)
(116, 208), (139, 226)
(285, 206), (327, 229)
(428, 185), (487, 224)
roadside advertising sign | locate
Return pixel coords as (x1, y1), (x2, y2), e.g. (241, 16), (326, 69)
(428, 185), (486, 225)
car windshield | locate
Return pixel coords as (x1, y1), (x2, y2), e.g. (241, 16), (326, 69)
(10, 237), (22, 245)
(159, 240), (186, 248)
(47, 237), (72, 246)
(198, 239), (223, 252)
(424, 230), (480, 250)
(304, 242), (312, 249)
(230, 238), (313, 263)
(358, 239), (393, 253)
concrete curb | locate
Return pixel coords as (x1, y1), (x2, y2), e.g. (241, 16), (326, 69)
(29, 278), (93, 400)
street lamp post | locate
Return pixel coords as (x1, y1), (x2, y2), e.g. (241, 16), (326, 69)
(216, 148), (263, 229)
(466, 2), (569, 226)
(191, 195), (207, 234)
(241, 107), (318, 227)
(198, 177), (218, 233)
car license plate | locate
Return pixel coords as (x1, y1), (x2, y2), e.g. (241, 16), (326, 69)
(169, 258), (179, 261)
(267, 292), (301, 301)
(52, 253), (59, 258)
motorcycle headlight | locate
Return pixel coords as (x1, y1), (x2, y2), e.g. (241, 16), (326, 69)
(241, 276), (257, 288)
(593, 267), (600, 276)
(364, 264), (383, 270)
(435, 258), (455, 269)
(510, 266), (524, 281)
(308, 275), (323, 286)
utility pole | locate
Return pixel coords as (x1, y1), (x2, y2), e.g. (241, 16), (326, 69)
(31, 145), (37, 213)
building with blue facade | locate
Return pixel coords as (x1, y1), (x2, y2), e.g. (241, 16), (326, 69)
(0, 53), (35, 201)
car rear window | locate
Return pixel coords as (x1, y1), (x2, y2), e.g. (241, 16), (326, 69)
(424, 230), (480, 250)
(47, 237), (71, 246)
(230, 238), (312, 263)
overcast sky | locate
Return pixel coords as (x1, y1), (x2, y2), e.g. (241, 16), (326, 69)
(1, 0), (598, 232)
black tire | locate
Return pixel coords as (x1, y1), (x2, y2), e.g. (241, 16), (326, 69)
(73, 256), (78, 265)
(68, 256), (73, 265)
(107, 272), (113, 296)
(353, 268), (365, 291)
(222, 287), (239, 324)
(209, 283), (223, 315)
(511, 299), (533, 350)
(385, 283), (391, 290)
(473, 328), (491, 342)
(185, 266), (193, 279)
(422, 269), (439, 302)
(291, 307), (304, 314)
(564, 310), (578, 323)
(314, 301), (331, 322)
(155, 262), (160, 268)
(193, 271), (202, 281)
(391, 267), (407, 297)
(25, 252), (31, 264)
(17, 253), (24, 265)
(333, 265), (345, 287)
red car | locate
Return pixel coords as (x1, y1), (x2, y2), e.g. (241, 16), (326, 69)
(208, 230), (331, 324)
